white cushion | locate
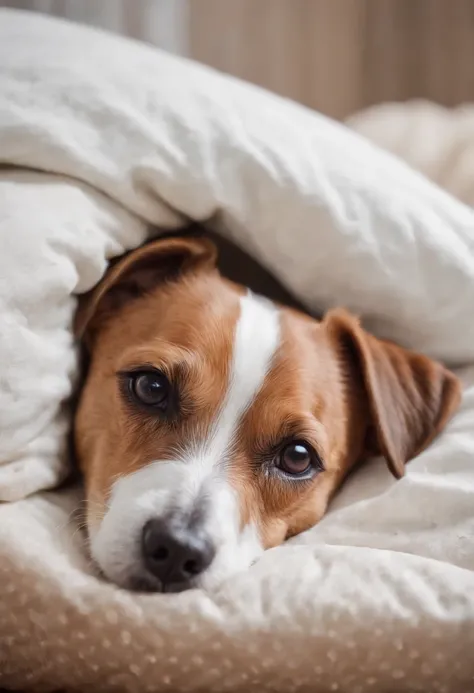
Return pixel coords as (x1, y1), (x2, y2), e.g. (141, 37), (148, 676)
(348, 100), (474, 206)
(0, 9), (473, 692)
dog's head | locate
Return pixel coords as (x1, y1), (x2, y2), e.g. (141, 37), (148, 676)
(74, 235), (461, 592)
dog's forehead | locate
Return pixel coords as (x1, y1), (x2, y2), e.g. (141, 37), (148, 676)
(96, 270), (327, 406)
(96, 272), (240, 356)
(243, 309), (336, 430)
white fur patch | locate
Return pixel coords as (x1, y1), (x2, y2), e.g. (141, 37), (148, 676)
(91, 291), (281, 590)
(198, 290), (281, 468)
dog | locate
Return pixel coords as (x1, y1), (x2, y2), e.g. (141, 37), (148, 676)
(74, 231), (461, 593)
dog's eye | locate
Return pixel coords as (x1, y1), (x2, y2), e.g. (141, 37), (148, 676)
(276, 442), (321, 476)
(129, 371), (169, 409)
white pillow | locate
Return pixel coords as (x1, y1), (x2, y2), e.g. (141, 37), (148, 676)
(348, 100), (474, 206)
(1, 8), (474, 500)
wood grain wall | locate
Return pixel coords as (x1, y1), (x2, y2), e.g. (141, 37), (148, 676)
(189, 0), (474, 119)
(8, 0), (474, 119)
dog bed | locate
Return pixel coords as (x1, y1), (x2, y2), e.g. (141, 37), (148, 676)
(1, 9), (474, 692)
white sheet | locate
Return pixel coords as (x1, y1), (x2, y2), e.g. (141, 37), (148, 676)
(0, 9), (473, 692)
(348, 100), (474, 207)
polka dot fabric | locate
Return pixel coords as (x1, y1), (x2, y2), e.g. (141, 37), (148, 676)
(1, 477), (474, 692)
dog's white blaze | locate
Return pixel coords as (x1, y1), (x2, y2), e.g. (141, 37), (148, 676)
(91, 291), (281, 590)
(197, 290), (281, 468)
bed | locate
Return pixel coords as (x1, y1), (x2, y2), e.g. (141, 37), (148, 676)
(0, 9), (473, 693)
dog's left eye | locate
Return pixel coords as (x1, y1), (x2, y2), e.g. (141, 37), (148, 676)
(129, 371), (170, 409)
(276, 441), (322, 477)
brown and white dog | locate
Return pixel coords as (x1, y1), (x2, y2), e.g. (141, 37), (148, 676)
(74, 232), (461, 593)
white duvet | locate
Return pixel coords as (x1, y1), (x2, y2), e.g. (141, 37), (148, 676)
(0, 9), (473, 693)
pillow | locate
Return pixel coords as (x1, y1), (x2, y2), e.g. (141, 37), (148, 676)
(348, 100), (474, 206)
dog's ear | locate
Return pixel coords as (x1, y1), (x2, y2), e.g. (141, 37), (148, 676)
(74, 235), (217, 343)
(325, 309), (461, 478)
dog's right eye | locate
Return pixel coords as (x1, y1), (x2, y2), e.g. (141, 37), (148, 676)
(129, 371), (170, 410)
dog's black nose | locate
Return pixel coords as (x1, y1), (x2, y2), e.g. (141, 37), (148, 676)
(142, 518), (215, 587)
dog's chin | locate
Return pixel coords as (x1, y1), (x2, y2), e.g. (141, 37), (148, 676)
(94, 549), (259, 594)
(100, 560), (253, 594)
(128, 574), (192, 594)
(90, 560), (191, 594)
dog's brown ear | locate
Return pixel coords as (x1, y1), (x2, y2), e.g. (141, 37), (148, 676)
(325, 309), (461, 478)
(74, 235), (217, 343)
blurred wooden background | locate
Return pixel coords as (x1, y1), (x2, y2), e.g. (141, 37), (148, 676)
(6, 0), (474, 119)
(189, 0), (474, 119)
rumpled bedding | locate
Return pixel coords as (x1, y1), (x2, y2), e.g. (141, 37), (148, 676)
(0, 9), (473, 693)
(349, 100), (474, 206)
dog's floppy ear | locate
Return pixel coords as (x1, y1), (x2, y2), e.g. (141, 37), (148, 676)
(75, 235), (217, 343)
(325, 309), (461, 478)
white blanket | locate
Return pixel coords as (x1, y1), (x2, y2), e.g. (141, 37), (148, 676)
(0, 9), (473, 693)
(349, 100), (474, 207)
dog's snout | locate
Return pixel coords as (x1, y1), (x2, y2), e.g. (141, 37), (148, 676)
(141, 518), (216, 587)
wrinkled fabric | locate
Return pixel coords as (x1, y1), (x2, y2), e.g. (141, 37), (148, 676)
(0, 9), (473, 693)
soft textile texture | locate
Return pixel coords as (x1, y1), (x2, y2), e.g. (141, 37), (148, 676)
(1, 375), (474, 691)
(349, 100), (474, 206)
(0, 170), (147, 501)
(0, 8), (473, 692)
